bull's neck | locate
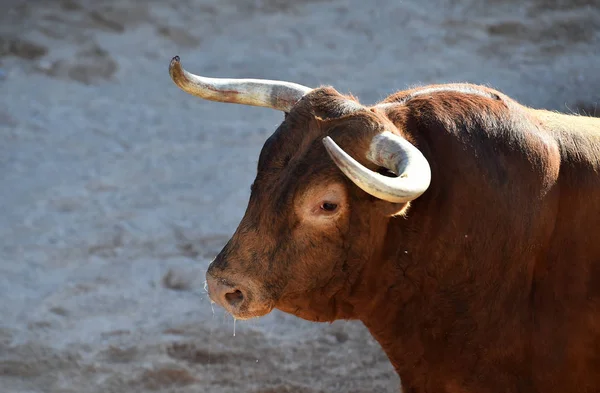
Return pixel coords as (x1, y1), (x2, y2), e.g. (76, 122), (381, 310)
(352, 253), (417, 376)
(345, 199), (446, 382)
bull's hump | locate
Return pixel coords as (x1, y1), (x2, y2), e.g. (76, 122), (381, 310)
(377, 83), (504, 108)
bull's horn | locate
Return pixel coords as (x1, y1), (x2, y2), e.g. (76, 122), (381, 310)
(169, 56), (312, 112)
(322, 131), (431, 203)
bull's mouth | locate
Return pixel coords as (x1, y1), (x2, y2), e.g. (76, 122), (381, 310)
(206, 273), (275, 320)
(222, 305), (275, 321)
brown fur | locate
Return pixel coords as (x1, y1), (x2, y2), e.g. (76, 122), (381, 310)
(206, 83), (600, 392)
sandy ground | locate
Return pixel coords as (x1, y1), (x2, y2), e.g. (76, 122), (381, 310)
(0, 0), (598, 392)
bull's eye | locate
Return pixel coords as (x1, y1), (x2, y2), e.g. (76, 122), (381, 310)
(320, 202), (338, 212)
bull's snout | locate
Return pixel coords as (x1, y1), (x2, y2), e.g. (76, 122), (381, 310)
(206, 274), (247, 313)
(205, 252), (274, 319)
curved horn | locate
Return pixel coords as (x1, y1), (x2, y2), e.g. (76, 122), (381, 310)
(169, 56), (312, 112)
(322, 131), (431, 203)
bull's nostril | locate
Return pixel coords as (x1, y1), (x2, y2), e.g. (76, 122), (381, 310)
(224, 289), (244, 307)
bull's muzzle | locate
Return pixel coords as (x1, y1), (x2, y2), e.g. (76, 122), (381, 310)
(206, 273), (247, 315)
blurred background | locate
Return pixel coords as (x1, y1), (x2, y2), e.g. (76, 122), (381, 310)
(0, 0), (598, 392)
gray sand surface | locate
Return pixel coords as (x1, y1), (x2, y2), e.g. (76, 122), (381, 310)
(0, 0), (598, 392)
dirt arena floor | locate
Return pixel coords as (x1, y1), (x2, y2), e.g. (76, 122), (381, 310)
(0, 0), (598, 392)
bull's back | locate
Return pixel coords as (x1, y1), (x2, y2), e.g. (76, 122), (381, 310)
(532, 110), (600, 392)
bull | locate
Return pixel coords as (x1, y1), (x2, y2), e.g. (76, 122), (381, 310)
(168, 55), (600, 393)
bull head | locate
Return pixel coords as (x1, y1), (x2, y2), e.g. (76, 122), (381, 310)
(169, 56), (431, 321)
